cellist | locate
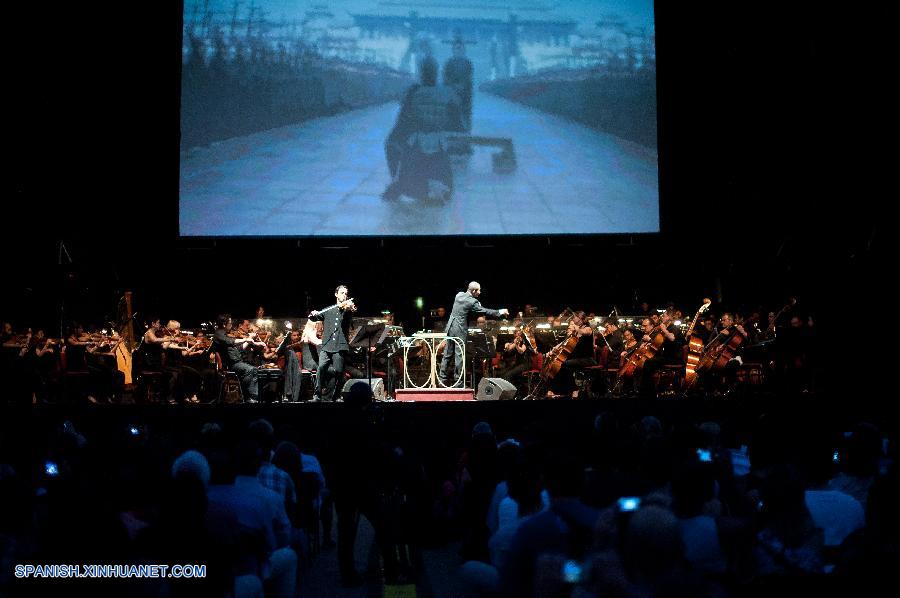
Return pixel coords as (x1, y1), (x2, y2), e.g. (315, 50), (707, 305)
(637, 311), (684, 398)
(704, 313), (747, 394)
(549, 311), (596, 397)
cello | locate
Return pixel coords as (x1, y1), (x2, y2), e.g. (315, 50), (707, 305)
(611, 316), (672, 393)
(525, 312), (587, 399)
(696, 317), (747, 373)
(683, 299), (713, 389)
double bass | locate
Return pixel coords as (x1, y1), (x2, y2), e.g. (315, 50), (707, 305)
(683, 299), (713, 389)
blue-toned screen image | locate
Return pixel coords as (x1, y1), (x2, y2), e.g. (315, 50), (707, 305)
(179, 1), (658, 236)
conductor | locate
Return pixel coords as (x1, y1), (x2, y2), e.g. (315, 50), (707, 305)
(439, 282), (508, 387)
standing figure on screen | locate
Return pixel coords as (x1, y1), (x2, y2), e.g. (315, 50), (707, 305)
(383, 55), (465, 204)
(443, 32), (474, 135)
(439, 282), (508, 387)
(309, 285), (357, 402)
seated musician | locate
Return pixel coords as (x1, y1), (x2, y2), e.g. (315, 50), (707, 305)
(549, 311), (596, 397)
(697, 316), (717, 344)
(599, 320), (625, 368)
(161, 320), (205, 404)
(496, 329), (533, 395)
(183, 330), (217, 403)
(1, 321), (13, 343)
(718, 313), (747, 341)
(66, 322), (120, 404)
(637, 311), (684, 398)
(136, 317), (177, 403)
(212, 314), (266, 403)
(716, 312), (747, 391)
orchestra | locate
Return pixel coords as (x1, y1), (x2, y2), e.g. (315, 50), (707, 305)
(0, 291), (815, 405)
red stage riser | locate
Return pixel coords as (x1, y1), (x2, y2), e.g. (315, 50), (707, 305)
(394, 388), (476, 402)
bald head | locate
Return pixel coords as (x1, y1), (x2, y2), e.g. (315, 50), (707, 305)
(467, 281), (481, 298)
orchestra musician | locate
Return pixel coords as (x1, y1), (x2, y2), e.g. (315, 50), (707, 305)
(496, 329), (532, 395)
(212, 314), (266, 403)
(67, 322), (121, 404)
(439, 282), (508, 387)
(637, 311), (684, 398)
(698, 312), (747, 394)
(599, 319), (625, 368)
(549, 310), (596, 397)
(183, 330), (217, 403)
(137, 317), (177, 403)
(161, 320), (205, 404)
(23, 329), (59, 404)
(300, 319), (323, 372)
(277, 328), (304, 403)
(308, 285), (357, 402)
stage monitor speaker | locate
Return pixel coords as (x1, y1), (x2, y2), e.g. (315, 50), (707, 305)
(341, 378), (386, 403)
(476, 377), (517, 401)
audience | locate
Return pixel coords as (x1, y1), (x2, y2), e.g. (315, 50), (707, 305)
(0, 404), (894, 597)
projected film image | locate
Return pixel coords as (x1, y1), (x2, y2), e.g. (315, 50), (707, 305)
(179, 1), (658, 236)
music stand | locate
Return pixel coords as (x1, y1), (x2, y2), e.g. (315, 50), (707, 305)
(467, 331), (492, 387)
(349, 323), (388, 384)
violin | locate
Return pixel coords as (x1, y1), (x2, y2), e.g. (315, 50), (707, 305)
(312, 298), (357, 317)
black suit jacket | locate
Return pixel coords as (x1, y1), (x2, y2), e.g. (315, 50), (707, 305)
(445, 292), (502, 338)
(310, 307), (354, 352)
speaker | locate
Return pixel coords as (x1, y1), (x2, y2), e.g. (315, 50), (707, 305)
(476, 377), (518, 401)
(341, 378), (387, 402)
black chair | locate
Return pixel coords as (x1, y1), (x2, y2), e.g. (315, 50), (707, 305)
(214, 352), (244, 404)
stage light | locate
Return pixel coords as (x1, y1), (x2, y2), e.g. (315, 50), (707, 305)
(415, 297), (424, 310)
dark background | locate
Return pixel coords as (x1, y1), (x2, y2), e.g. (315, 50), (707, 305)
(4, 2), (887, 396)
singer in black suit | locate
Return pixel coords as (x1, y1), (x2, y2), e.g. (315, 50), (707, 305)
(309, 284), (357, 401)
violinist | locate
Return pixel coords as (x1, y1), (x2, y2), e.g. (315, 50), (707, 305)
(276, 328), (305, 403)
(161, 320), (204, 404)
(67, 322), (119, 404)
(22, 329), (60, 404)
(235, 319), (266, 365)
(496, 329), (532, 394)
(136, 317), (177, 403)
(300, 319), (323, 372)
(309, 284), (357, 402)
(183, 330), (217, 402)
(212, 314), (266, 403)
